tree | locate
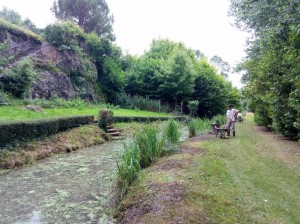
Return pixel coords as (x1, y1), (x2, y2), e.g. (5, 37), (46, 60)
(0, 7), (22, 25)
(230, 0), (300, 140)
(194, 50), (205, 60)
(51, 0), (114, 40)
(158, 47), (195, 108)
(210, 55), (231, 78)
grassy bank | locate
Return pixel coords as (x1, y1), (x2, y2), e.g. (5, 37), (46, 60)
(0, 125), (109, 169)
(0, 105), (170, 122)
(118, 114), (300, 223)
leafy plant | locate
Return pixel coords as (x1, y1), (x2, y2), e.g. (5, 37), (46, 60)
(0, 58), (36, 98)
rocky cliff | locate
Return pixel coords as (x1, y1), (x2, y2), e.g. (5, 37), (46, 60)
(0, 19), (98, 101)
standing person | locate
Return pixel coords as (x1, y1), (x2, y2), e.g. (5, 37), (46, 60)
(226, 105), (239, 136)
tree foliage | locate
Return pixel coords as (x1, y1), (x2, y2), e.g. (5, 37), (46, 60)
(51, 0), (114, 40)
(124, 38), (241, 116)
(230, 0), (300, 140)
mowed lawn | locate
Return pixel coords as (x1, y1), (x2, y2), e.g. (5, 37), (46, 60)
(0, 105), (171, 122)
(119, 114), (300, 223)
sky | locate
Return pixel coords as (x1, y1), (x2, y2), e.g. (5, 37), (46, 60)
(0, 0), (249, 88)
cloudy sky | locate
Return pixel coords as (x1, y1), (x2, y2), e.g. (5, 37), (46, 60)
(0, 0), (249, 87)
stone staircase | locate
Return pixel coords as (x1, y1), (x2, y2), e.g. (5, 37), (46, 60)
(107, 125), (123, 140)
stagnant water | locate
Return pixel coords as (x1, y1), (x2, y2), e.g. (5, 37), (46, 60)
(0, 140), (125, 224)
(0, 128), (189, 224)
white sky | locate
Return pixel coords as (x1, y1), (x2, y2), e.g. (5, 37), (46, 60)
(0, 0), (249, 88)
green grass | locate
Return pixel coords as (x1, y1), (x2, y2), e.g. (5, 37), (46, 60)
(187, 116), (300, 223)
(118, 114), (300, 223)
(0, 106), (171, 122)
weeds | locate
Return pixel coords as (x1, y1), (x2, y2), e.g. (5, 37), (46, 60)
(23, 97), (87, 108)
(164, 119), (180, 144)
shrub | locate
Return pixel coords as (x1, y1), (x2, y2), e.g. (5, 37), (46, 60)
(187, 100), (199, 117)
(0, 58), (36, 98)
(212, 114), (227, 126)
(0, 90), (10, 105)
(115, 93), (173, 113)
(0, 115), (94, 148)
(44, 21), (85, 52)
(111, 116), (185, 123)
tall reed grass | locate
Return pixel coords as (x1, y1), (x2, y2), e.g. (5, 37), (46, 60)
(117, 142), (141, 197)
(188, 118), (212, 137)
(117, 123), (167, 197)
(164, 119), (180, 144)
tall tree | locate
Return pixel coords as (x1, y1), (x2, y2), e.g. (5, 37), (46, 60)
(230, 0), (300, 140)
(51, 0), (114, 40)
(210, 55), (231, 78)
(0, 7), (22, 25)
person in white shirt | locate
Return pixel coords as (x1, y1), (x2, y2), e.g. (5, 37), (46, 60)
(226, 105), (239, 136)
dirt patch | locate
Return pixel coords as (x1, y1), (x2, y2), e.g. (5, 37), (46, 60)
(254, 126), (272, 133)
(119, 181), (184, 224)
(155, 158), (191, 171)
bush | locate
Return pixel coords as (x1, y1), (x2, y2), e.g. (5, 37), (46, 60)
(115, 93), (173, 113)
(44, 21), (85, 52)
(0, 58), (36, 98)
(212, 114), (227, 126)
(0, 115), (94, 148)
(0, 90), (10, 105)
(187, 100), (199, 117)
(112, 116), (185, 123)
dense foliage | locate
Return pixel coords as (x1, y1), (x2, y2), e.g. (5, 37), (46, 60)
(124, 39), (241, 117)
(1, 8), (241, 118)
(51, 0), (114, 40)
(230, 0), (300, 140)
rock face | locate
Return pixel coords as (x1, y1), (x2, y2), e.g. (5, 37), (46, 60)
(0, 25), (98, 101)
(31, 71), (76, 99)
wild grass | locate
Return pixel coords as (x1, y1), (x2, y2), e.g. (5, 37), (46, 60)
(0, 18), (43, 42)
(117, 142), (141, 198)
(188, 118), (211, 137)
(164, 119), (180, 144)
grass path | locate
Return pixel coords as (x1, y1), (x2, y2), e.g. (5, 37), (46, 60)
(118, 114), (300, 223)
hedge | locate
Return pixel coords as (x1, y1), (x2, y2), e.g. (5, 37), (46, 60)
(112, 116), (185, 123)
(0, 115), (94, 148)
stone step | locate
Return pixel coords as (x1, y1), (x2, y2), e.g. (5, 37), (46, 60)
(108, 128), (117, 133)
(112, 136), (124, 140)
(110, 132), (121, 137)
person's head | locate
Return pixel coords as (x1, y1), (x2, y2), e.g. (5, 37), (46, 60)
(227, 104), (232, 110)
